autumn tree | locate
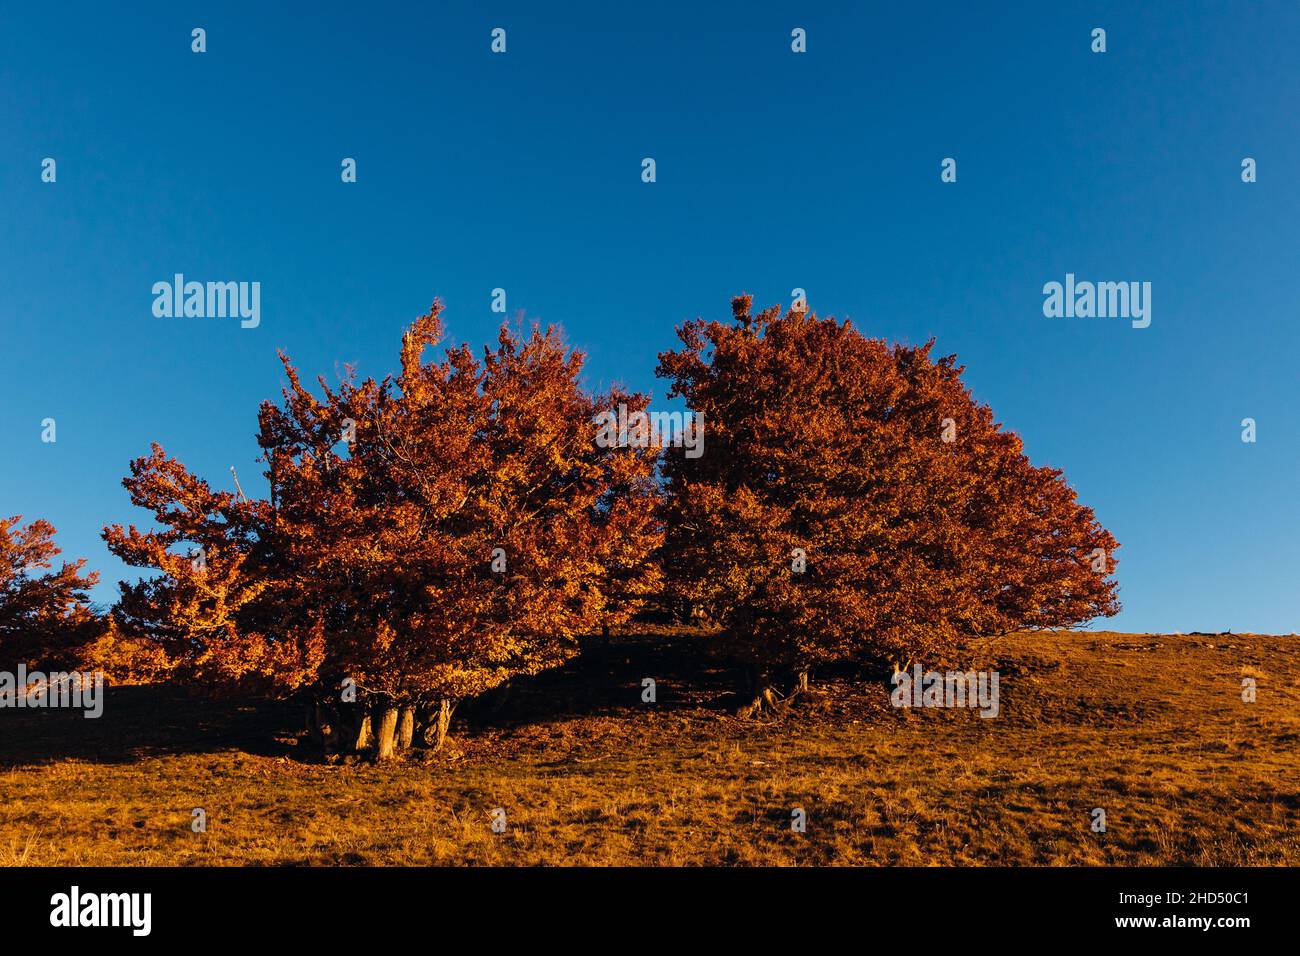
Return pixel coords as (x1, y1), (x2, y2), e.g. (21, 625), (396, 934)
(102, 445), (324, 695)
(103, 299), (661, 758)
(0, 516), (100, 670)
(657, 295), (1120, 716)
(260, 301), (662, 757)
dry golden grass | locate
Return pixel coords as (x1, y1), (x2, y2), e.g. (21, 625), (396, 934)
(2, 629), (1297, 866)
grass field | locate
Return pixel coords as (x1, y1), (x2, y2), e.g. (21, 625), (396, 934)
(2, 629), (1297, 866)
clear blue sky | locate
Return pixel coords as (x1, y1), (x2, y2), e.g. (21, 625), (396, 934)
(2, 2), (1297, 633)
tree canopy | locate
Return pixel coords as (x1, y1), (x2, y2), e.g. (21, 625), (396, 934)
(103, 300), (662, 752)
(0, 515), (99, 669)
(656, 295), (1120, 701)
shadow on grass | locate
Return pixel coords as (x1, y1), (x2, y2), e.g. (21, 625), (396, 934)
(0, 684), (298, 768)
(0, 633), (743, 768)
(461, 632), (743, 727)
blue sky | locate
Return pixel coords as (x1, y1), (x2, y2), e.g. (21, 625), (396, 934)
(1, 2), (1297, 633)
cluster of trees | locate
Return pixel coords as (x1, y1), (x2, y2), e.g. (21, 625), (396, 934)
(1, 296), (1119, 756)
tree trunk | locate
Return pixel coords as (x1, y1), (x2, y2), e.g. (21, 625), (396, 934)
(346, 712), (373, 753)
(374, 706), (399, 761)
(305, 701), (322, 746)
(738, 685), (787, 719)
(307, 701), (339, 754)
(736, 668), (808, 719)
(320, 706), (338, 754)
(396, 706), (415, 750)
(421, 699), (456, 751)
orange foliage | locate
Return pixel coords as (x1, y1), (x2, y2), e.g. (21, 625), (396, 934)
(78, 617), (174, 685)
(259, 301), (662, 706)
(102, 300), (662, 712)
(0, 516), (99, 669)
(102, 446), (324, 694)
(657, 295), (1120, 681)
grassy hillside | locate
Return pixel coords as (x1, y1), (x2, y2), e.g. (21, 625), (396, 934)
(2, 630), (1297, 866)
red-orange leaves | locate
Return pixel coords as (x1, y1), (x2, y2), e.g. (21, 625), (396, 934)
(657, 295), (1119, 677)
(258, 300), (662, 705)
(102, 444), (320, 693)
(0, 516), (99, 669)
(104, 300), (662, 709)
